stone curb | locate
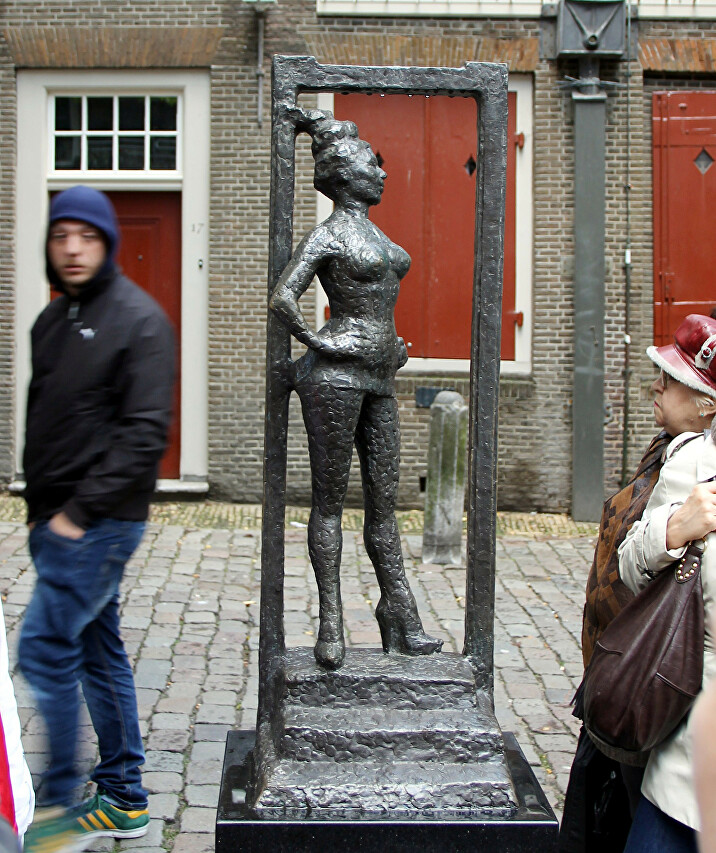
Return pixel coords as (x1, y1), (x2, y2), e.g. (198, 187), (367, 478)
(0, 494), (598, 540)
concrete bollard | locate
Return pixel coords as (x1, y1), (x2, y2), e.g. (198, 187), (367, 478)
(422, 390), (468, 565)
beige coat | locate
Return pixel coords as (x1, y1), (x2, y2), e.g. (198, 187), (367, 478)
(618, 429), (716, 831)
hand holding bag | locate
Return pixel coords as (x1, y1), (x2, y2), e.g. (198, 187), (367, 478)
(582, 541), (705, 766)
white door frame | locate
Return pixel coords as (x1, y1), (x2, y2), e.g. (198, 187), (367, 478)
(15, 69), (210, 487)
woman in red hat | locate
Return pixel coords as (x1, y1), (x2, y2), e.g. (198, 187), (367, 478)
(618, 314), (716, 852)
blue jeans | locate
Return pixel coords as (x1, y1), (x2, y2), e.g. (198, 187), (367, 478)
(19, 519), (147, 809)
(623, 795), (698, 853)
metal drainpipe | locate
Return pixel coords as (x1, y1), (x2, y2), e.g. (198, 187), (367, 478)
(621, 1), (633, 487)
(571, 54), (607, 521)
(557, 0), (628, 516)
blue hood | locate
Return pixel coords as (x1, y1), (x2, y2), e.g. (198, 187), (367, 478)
(46, 186), (120, 295)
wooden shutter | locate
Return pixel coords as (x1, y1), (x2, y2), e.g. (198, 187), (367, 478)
(334, 91), (519, 360)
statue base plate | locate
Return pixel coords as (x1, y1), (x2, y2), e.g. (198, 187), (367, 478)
(215, 729), (558, 852)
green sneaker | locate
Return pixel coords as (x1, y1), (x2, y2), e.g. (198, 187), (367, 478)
(24, 806), (84, 853)
(72, 792), (149, 841)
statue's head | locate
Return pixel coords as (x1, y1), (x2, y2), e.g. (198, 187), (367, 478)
(294, 108), (383, 204)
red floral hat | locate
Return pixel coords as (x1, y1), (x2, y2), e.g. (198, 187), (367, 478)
(647, 314), (716, 398)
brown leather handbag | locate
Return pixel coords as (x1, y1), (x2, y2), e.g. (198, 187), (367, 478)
(582, 541), (705, 766)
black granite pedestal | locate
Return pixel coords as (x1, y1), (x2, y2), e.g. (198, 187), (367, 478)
(215, 729), (558, 852)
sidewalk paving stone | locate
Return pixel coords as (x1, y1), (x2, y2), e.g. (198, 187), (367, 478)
(147, 730), (191, 752)
(143, 772), (184, 794)
(145, 751), (185, 774)
(185, 786), (221, 808)
(171, 834), (215, 853)
(149, 793), (181, 821)
(0, 498), (597, 849)
(180, 808), (216, 834)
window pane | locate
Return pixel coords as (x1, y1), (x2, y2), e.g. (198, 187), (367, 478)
(55, 97), (81, 131)
(150, 137), (176, 170)
(87, 97), (113, 131)
(119, 97), (145, 131)
(55, 136), (81, 170)
(150, 97), (177, 131)
(87, 137), (112, 170)
(118, 137), (144, 170)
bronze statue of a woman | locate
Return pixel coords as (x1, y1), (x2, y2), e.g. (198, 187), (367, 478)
(270, 109), (443, 670)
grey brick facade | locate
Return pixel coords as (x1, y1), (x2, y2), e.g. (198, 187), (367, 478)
(1, 0), (712, 512)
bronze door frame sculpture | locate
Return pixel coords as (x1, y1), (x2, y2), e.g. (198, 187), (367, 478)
(258, 56), (508, 786)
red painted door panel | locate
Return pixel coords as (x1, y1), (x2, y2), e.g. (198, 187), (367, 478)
(425, 95), (477, 359)
(335, 94), (428, 353)
(653, 92), (716, 345)
(335, 92), (518, 360)
(107, 191), (182, 479)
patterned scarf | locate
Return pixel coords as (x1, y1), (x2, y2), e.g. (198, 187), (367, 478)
(581, 430), (671, 669)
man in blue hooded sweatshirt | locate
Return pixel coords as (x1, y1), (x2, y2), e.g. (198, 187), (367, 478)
(19, 186), (175, 852)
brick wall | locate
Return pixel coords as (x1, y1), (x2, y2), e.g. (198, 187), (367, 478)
(1, 0), (715, 511)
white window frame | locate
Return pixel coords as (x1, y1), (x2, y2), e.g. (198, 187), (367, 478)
(318, 0), (716, 17)
(313, 75), (533, 376)
(633, 0), (716, 18)
(317, 0), (544, 16)
(50, 93), (182, 176)
(15, 69), (210, 486)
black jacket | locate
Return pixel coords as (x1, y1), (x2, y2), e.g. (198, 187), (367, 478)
(23, 269), (175, 527)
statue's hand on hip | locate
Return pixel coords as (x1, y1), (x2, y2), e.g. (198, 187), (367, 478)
(316, 323), (375, 362)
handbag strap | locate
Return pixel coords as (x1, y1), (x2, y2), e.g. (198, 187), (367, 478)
(675, 542), (705, 583)
(676, 469), (716, 581)
(666, 432), (704, 461)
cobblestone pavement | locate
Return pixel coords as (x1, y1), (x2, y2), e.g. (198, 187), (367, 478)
(0, 499), (597, 852)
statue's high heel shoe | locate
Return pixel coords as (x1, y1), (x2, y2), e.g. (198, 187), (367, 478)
(314, 613), (346, 669)
(375, 598), (443, 656)
(314, 637), (345, 669)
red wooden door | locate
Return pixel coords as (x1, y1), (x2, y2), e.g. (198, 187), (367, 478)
(425, 95), (478, 359)
(107, 191), (182, 479)
(335, 92), (518, 360)
(653, 92), (716, 345)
